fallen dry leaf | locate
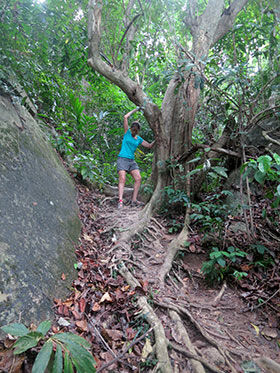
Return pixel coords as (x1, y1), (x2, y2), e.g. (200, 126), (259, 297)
(75, 320), (88, 332)
(92, 303), (101, 312)
(84, 233), (93, 242)
(99, 292), (113, 303)
(141, 338), (153, 361)
(106, 329), (123, 341)
(79, 298), (86, 313)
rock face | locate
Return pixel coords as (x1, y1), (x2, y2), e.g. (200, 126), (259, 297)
(0, 94), (80, 332)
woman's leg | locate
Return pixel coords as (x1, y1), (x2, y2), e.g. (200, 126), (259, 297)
(118, 170), (126, 202)
(130, 169), (141, 202)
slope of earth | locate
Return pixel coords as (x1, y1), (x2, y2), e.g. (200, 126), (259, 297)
(1, 181), (279, 373)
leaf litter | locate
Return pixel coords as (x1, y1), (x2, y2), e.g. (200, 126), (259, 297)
(1, 183), (279, 372)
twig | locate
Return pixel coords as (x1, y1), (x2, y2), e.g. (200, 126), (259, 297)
(224, 329), (248, 350)
(212, 282), (227, 306)
(96, 327), (154, 372)
(172, 269), (186, 287)
(262, 130), (280, 146)
(243, 288), (280, 312)
(87, 318), (116, 358)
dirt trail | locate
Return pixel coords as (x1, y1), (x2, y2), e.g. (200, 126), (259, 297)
(74, 184), (279, 373)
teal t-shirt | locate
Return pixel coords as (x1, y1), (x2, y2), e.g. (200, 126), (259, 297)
(118, 129), (143, 159)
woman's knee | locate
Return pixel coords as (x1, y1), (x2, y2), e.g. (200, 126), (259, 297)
(118, 171), (126, 184)
(134, 173), (141, 183)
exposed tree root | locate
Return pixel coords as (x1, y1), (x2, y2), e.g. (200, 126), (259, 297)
(169, 310), (206, 373)
(91, 194), (269, 372)
(155, 300), (239, 373)
(119, 264), (173, 373)
(170, 343), (224, 373)
(158, 225), (189, 284)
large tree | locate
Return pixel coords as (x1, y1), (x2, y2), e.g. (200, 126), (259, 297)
(87, 0), (249, 245)
(88, 0), (248, 194)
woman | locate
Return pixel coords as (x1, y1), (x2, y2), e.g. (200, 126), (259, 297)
(117, 107), (155, 209)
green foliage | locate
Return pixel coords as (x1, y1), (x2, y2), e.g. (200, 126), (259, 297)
(202, 246), (247, 284)
(1, 321), (96, 373)
(163, 185), (189, 207)
(167, 219), (184, 234)
(190, 190), (232, 233)
(249, 243), (275, 268)
(241, 153), (280, 207)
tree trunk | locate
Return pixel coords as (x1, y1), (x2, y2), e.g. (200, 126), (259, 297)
(87, 0), (249, 211)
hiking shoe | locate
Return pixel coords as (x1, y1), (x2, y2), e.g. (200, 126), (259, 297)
(130, 200), (144, 207)
(118, 201), (123, 209)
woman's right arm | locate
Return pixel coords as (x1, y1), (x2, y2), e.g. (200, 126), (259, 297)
(123, 108), (139, 133)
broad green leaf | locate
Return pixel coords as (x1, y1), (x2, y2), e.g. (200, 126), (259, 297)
(53, 333), (91, 349)
(71, 356), (96, 373)
(52, 344), (63, 373)
(258, 155), (272, 173)
(273, 153), (280, 165)
(13, 335), (39, 354)
(64, 351), (74, 373)
(185, 168), (201, 178)
(240, 162), (248, 174)
(36, 320), (51, 336)
(217, 258), (226, 267)
(254, 170), (265, 184)
(212, 166), (228, 178)
(186, 157), (201, 164)
(277, 184), (280, 196)
(64, 342), (95, 373)
(1, 323), (29, 337)
(271, 197), (280, 208)
(27, 331), (44, 340)
(32, 340), (53, 373)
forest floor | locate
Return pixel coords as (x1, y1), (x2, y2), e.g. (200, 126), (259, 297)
(1, 180), (279, 373)
(50, 182), (279, 373)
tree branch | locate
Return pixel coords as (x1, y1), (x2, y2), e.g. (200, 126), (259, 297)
(88, 0), (161, 128)
(178, 144), (240, 163)
(116, 13), (142, 61)
(213, 0), (250, 46)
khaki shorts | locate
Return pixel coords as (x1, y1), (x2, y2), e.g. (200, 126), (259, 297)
(117, 157), (139, 172)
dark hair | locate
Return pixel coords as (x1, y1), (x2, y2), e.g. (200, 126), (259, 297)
(131, 121), (140, 130)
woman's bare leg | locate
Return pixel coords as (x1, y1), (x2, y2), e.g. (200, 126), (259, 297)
(118, 170), (126, 201)
(130, 169), (141, 202)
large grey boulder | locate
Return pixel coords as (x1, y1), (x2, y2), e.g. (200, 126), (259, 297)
(0, 94), (81, 332)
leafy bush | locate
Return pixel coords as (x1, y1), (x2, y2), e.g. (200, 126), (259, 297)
(201, 246), (247, 284)
(190, 190), (232, 234)
(241, 153), (280, 207)
(1, 321), (96, 373)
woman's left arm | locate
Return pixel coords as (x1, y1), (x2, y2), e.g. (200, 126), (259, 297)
(141, 140), (155, 149)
